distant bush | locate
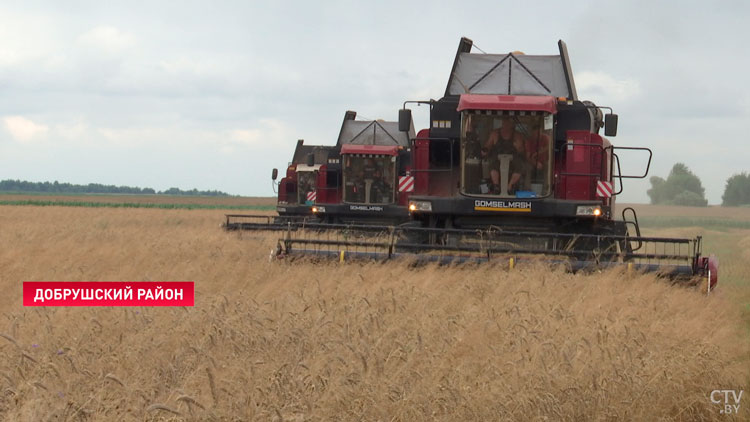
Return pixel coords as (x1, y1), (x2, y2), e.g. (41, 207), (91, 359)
(647, 163), (708, 206)
(671, 190), (708, 206)
(721, 172), (750, 206)
(160, 187), (229, 196)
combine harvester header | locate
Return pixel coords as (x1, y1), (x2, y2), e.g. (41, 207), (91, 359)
(229, 37), (718, 293)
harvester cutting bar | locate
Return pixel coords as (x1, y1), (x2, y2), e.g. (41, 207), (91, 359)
(393, 241), (692, 261)
(274, 223), (712, 285)
(261, 221), (692, 242)
(223, 214), (314, 231)
(281, 248), (695, 277)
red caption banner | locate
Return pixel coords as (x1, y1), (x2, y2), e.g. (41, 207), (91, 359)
(23, 282), (194, 307)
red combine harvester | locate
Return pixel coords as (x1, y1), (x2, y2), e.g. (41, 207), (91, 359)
(398, 38), (638, 241)
(224, 139), (336, 230)
(274, 139), (336, 217)
(225, 111), (414, 229)
(310, 110), (414, 226)
(243, 37), (717, 291)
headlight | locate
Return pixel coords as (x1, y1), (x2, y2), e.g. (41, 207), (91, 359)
(576, 205), (602, 217)
(408, 200), (432, 212)
(312, 206), (326, 213)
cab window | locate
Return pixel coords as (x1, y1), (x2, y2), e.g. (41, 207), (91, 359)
(342, 155), (396, 204)
(460, 111), (552, 198)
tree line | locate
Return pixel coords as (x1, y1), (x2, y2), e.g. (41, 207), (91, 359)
(0, 180), (230, 196)
(647, 164), (750, 206)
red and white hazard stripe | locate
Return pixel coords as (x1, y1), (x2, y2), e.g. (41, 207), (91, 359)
(398, 175), (414, 192)
(596, 181), (614, 198)
(306, 191), (317, 202)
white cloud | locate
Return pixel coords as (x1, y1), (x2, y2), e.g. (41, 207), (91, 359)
(77, 26), (135, 52)
(2, 116), (49, 142)
(55, 122), (89, 140)
(159, 56), (225, 77)
(229, 129), (261, 145)
(741, 94), (750, 117)
(576, 71), (641, 103)
(0, 8), (58, 67)
(96, 126), (176, 147)
(226, 118), (293, 147)
(82, 118), (296, 154)
(0, 48), (23, 67)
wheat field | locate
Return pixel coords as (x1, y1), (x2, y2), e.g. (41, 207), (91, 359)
(0, 204), (748, 421)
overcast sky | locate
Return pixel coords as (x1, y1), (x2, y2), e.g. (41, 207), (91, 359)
(1, 1), (748, 203)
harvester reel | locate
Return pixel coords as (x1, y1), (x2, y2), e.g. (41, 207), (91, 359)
(231, 218), (715, 287)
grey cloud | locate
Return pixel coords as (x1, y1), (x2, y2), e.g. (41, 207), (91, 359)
(0, 1), (748, 201)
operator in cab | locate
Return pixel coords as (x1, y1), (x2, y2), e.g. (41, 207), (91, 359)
(482, 116), (516, 194)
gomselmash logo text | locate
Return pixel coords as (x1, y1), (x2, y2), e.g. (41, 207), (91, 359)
(349, 205), (384, 212)
(474, 200), (532, 212)
(710, 389), (743, 415)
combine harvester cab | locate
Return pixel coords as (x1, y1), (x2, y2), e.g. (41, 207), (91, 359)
(276, 139), (335, 217)
(310, 110), (415, 226)
(276, 37), (718, 292)
(224, 139), (335, 230)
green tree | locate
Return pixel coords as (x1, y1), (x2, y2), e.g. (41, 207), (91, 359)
(647, 176), (666, 204)
(647, 163), (708, 206)
(721, 172), (750, 206)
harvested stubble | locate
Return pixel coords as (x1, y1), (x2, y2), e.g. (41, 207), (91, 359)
(0, 206), (747, 421)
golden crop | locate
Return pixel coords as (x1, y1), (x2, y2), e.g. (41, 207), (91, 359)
(0, 204), (747, 420)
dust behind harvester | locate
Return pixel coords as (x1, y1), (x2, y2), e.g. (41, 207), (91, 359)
(225, 37), (718, 292)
